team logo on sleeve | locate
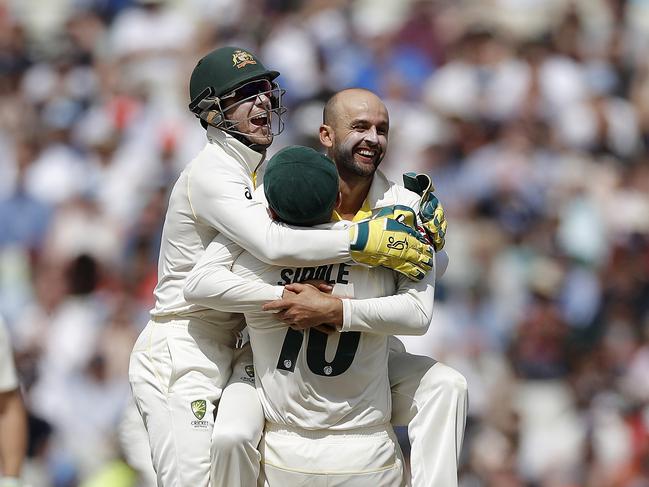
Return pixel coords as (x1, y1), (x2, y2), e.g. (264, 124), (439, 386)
(191, 399), (206, 420)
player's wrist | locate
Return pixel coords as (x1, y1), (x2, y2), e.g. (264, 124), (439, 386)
(348, 223), (363, 252)
(325, 296), (343, 327)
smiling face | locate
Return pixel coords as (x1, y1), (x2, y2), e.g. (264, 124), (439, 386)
(221, 79), (275, 147)
(320, 89), (389, 179)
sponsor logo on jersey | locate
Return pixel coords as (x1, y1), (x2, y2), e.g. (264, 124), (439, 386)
(191, 419), (209, 429)
(245, 364), (255, 378)
(232, 50), (257, 69)
(277, 263), (351, 286)
(190, 399), (209, 429)
(239, 364), (255, 384)
(191, 399), (206, 420)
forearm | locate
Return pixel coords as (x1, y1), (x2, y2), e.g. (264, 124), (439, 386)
(0, 391), (27, 477)
(340, 264), (435, 335)
(184, 264), (283, 313)
(183, 233), (284, 312)
(341, 291), (432, 335)
(263, 265), (434, 333)
(190, 167), (350, 266)
(234, 223), (350, 267)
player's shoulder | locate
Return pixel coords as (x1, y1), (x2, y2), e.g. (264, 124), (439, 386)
(187, 141), (224, 173)
(376, 171), (420, 209)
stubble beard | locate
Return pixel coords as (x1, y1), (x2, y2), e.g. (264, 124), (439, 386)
(333, 144), (380, 179)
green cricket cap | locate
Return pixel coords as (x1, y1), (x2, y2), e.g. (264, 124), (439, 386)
(264, 146), (339, 227)
(189, 46), (280, 103)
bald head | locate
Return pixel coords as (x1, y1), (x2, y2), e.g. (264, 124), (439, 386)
(319, 88), (389, 179)
(323, 88), (387, 127)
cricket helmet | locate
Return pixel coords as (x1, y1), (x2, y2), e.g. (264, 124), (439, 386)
(188, 46), (286, 140)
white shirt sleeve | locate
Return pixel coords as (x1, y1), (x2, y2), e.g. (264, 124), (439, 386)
(184, 233), (284, 313)
(340, 258), (435, 336)
(187, 157), (350, 266)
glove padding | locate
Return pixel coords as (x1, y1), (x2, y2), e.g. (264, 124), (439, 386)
(403, 172), (447, 251)
(349, 211), (434, 281)
(373, 205), (418, 229)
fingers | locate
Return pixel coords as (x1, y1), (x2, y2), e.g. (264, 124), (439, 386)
(285, 281), (332, 293)
(314, 283), (334, 293)
(404, 237), (434, 270)
(284, 283), (308, 293)
(289, 323), (337, 333)
(394, 264), (426, 281)
(262, 299), (289, 311)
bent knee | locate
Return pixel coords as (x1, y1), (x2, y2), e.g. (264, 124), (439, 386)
(212, 426), (260, 452)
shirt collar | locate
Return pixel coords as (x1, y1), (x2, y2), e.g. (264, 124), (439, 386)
(332, 170), (398, 222)
(364, 170), (398, 210)
(206, 125), (265, 176)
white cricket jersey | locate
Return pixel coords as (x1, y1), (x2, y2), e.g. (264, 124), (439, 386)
(150, 126), (350, 328)
(183, 169), (437, 430)
(231, 232), (432, 430)
(0, 317), (18, 392)
(185, 169), (443, 335)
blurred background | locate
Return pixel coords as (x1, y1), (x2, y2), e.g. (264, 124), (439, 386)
(1, 0), (649, 485)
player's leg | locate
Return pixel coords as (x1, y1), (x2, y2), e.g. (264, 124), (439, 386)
(118, 394), (157, 487)
(210, 343), (265, 487)
(129, 320), (234, 487)
(388, 338), (468, 487)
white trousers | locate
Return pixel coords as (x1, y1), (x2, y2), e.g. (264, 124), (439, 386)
(387, 343), (468, 487)
(212, 340), (468, 487)
(128, 319), (237, 487)
(210, 345), (264, 487)
(260, 423), (404, 487)
(118, 395), (157, 487)
(130, 323), (468, 487)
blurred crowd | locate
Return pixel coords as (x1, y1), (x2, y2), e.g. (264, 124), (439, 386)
(1, 0), (649, 485)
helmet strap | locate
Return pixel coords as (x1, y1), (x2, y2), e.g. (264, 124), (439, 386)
(202, 109), (269, 153)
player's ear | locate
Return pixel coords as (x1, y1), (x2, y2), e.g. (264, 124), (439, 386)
(319, 124), (333, 148)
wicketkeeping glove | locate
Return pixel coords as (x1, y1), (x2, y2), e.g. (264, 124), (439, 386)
(403, 172), (447, 251)
(349, 213), (434, 281)
(373, 205), (418, 229)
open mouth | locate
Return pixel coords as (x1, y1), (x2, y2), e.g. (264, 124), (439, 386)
(250, 113), (269, 127)
(354, 147), (378, 164)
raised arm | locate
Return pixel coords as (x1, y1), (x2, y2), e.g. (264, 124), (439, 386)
(188, 159), (348, 266)
(187, 159), (433, 280)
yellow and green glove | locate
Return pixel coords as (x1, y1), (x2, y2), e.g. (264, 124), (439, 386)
(349, 210), (434, 281)
(403, 172), (447, 251)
